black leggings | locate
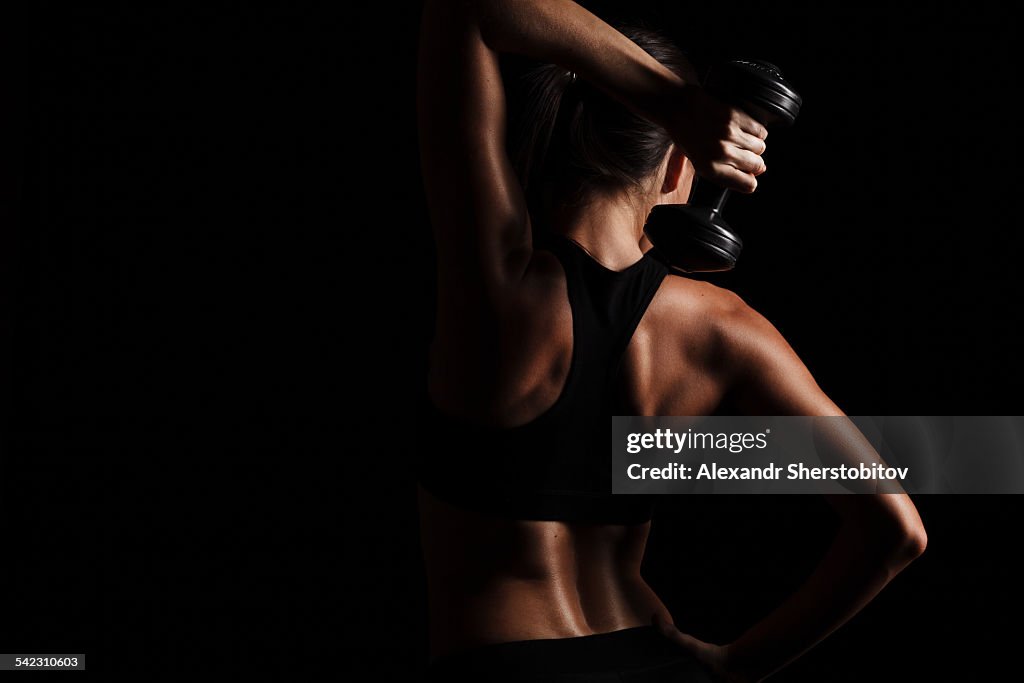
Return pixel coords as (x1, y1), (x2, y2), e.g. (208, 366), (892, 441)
(423, 626), (717, 682)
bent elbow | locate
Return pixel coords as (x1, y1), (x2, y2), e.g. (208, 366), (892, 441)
(842, 495), (927, 572)
(901, 522), (928, 561)
(885, 519), (927, 568)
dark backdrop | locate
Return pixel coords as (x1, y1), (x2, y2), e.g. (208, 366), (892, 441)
(4, 1), (1021, 680)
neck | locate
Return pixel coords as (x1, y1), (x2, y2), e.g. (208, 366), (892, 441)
(550, 192), (653, 271)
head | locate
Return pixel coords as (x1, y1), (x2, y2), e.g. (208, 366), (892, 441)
(506, 26), (698, 236)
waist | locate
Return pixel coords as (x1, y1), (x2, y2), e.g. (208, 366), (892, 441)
(424, 573), (667, 663)
(418, 485), (667, 659)
(424, 625), (713, 682)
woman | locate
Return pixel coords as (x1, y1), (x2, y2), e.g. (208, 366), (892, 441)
(415, 1), (927, 681)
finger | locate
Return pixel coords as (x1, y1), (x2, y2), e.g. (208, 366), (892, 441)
(726, 147), (766, 176)
(652, 616), (704, 653)
(733, 111), (768, 140)
(710, 163), (758, 194)
(692, 153), (760, 190)
(652, 613), (671, 632)
(733, 130), (767, 156)
(652, 615), (683, 644)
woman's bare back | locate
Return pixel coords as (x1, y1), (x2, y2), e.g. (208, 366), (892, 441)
(418, 487), (669, 661)
(419, 255), (788, 660)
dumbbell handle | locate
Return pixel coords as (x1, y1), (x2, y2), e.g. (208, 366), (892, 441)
(689, 179), (730, 216)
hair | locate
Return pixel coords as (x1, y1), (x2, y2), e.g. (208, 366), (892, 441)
(505, 26), (697, 227)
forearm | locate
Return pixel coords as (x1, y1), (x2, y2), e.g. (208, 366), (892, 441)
(462, 0), (688, 129)
(725, 511), (926, 682)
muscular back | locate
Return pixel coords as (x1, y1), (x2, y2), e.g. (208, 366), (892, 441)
(420, 252), (838, 659)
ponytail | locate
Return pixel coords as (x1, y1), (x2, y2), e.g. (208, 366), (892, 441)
(503, 27), (697, 232)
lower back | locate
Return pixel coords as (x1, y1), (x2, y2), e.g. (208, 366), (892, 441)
(418, 486), (671, 660)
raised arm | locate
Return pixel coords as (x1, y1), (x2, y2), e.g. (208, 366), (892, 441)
(418, 0), (766, 306)
(658, 291), (928, 682)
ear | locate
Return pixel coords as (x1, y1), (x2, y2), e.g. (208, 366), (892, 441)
(659, 145), (695, 205)
(661, 144), (687, 194)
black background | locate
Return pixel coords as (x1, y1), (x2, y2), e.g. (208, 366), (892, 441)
(4, 1), (1022, 680)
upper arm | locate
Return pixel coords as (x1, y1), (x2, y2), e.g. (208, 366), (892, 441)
(417, 1), (532, 306)
(711, 292), (842, 417)
(712, 292), (926, 547)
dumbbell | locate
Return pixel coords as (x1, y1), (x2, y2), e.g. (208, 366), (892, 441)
(644, 59), (802, 272)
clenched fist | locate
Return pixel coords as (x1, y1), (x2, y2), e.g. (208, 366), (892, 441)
(666, 83), (768, 194)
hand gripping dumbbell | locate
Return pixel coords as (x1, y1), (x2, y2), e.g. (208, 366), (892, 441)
(645, 59), (802, 272)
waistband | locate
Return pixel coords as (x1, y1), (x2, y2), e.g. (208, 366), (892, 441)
(424, 625), (707, 680)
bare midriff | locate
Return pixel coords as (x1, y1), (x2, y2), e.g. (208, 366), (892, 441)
(418, 485), (672, 661)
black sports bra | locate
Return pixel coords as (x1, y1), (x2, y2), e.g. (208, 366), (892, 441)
(415, 234), (669, 524)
